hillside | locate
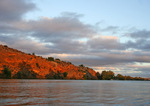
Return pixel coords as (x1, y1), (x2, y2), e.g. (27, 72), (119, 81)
(0, 45), (98, 79)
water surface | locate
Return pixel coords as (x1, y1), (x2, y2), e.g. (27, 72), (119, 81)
(0, 80), (150, 106)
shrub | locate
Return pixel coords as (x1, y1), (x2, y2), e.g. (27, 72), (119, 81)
(47, 57), (54, 61)
(36, 63), (40, 68)
(63, 72), (68, 77)
(79, 64), (84, 67)
(4, 45), (8, 47)
(55, 58), (60, 61)
(2, 67), (11, 79)
(53, 71), (63, 79)
(83, 74), (88, 80)
(17, 71), (22, 79)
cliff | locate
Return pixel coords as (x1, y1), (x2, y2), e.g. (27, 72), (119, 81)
(0, 45), (98, 79)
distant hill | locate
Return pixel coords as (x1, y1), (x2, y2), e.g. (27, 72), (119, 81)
(0, 45), (98, 79)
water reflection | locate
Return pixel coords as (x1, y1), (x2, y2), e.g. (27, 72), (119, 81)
(0, 80), (150, 105)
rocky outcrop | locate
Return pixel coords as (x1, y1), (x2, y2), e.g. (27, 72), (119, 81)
(0, 45), (98, 79)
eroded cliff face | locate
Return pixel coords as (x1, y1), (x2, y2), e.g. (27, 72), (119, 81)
(0, 45), (98, 79)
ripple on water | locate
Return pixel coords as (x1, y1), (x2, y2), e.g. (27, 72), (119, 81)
(0, 80), (150, 105)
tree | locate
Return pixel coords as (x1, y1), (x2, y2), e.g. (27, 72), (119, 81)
(101, 70), (115, 80)
(55, 58), (60, 61)
(96, 72), (101, 80)
(45, 70), (55, 79)
(4, 45), (8, 47)
(63, 72), (68, 78)
(116, 74), (125, 80)
(53, 71), (63, 79)
(107, 71), (115, 79)
(17, 71), (22, 79)
(79, 64), (84, 67)
(2, 67), (11, 79)
(83, 74), (88, 80)
(101, 71), (107, 80)
(47, 57), (54, 61)
(36, 63), (40, 68)
(125, 76), (133, 80)
(32, 52), (35, 55)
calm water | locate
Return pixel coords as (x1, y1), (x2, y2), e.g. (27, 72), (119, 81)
(0, 80), (150, 106)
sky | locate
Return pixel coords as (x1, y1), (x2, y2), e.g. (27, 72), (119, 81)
(0, 0), (150, 77)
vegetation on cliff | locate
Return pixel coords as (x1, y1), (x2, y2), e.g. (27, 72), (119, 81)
(0, 45), (149, 80)
(0, 45), (97, 79)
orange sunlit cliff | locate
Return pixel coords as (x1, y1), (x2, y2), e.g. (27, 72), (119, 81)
(0, 45), (97, 79)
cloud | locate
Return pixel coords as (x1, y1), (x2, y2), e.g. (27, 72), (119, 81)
(123, 29), (150, 51)
(87, 35), (123, 50)
(0, 35), (50, 55)
(126, 29), (150, 39)
(0, 41), (7, 45)
(51, 38), (87, 54)
(100, 26), (119, 33)
(0, 0), (36, 22)
(125, 39), (150, 51)
(13, 15), (96, 40)
(127, 63), (150, 77)
(61, 12), (84, 18)
(1, 12), (96, 55)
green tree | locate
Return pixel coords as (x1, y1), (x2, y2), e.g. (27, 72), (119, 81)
(47, 57), (54, 61)
(83, 74), (88, 80)
(53, 71), (63, 79)
(36, 63), (40, 68)
(45, 70), (55, 79)
(2, 67), (11, 79)
(17, 71), (22, 79)
(32, 52), (35, 55)
(55, 58), (60, 61)
(101, 70), (114, 80)
(116, 74), (125, 80)
(79, 64), (84, 67)
(96, 72), (101, 80)
(63, 72), (68, 78)
(101, 71), (107, 80)
(107, 71), (115, 79)
(125, 76), (133, 80)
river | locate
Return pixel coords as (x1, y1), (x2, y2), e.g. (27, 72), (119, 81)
(0, 80), (150, 106)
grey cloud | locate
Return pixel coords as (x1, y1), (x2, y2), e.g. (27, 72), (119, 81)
(0, 35), (50, 55)
(87, 36), (123, 50)
(4, 13), (96, 55)
(26, 15), (95, 40)
(0, 11), (96, 55)
(126, 39), (150, 51)
(101, 26), (119, 32)
(61, 12), (84, 19)
(0, 0), (36, 22)
(132, 67), (150, 78)
(123, 29), (150, 51)
(62, 50), (150, 67)
(52, 39), (87, 54)
(126, 29), (150, 39)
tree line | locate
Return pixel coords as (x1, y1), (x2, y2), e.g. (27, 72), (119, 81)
(96, 70), (148, 80)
